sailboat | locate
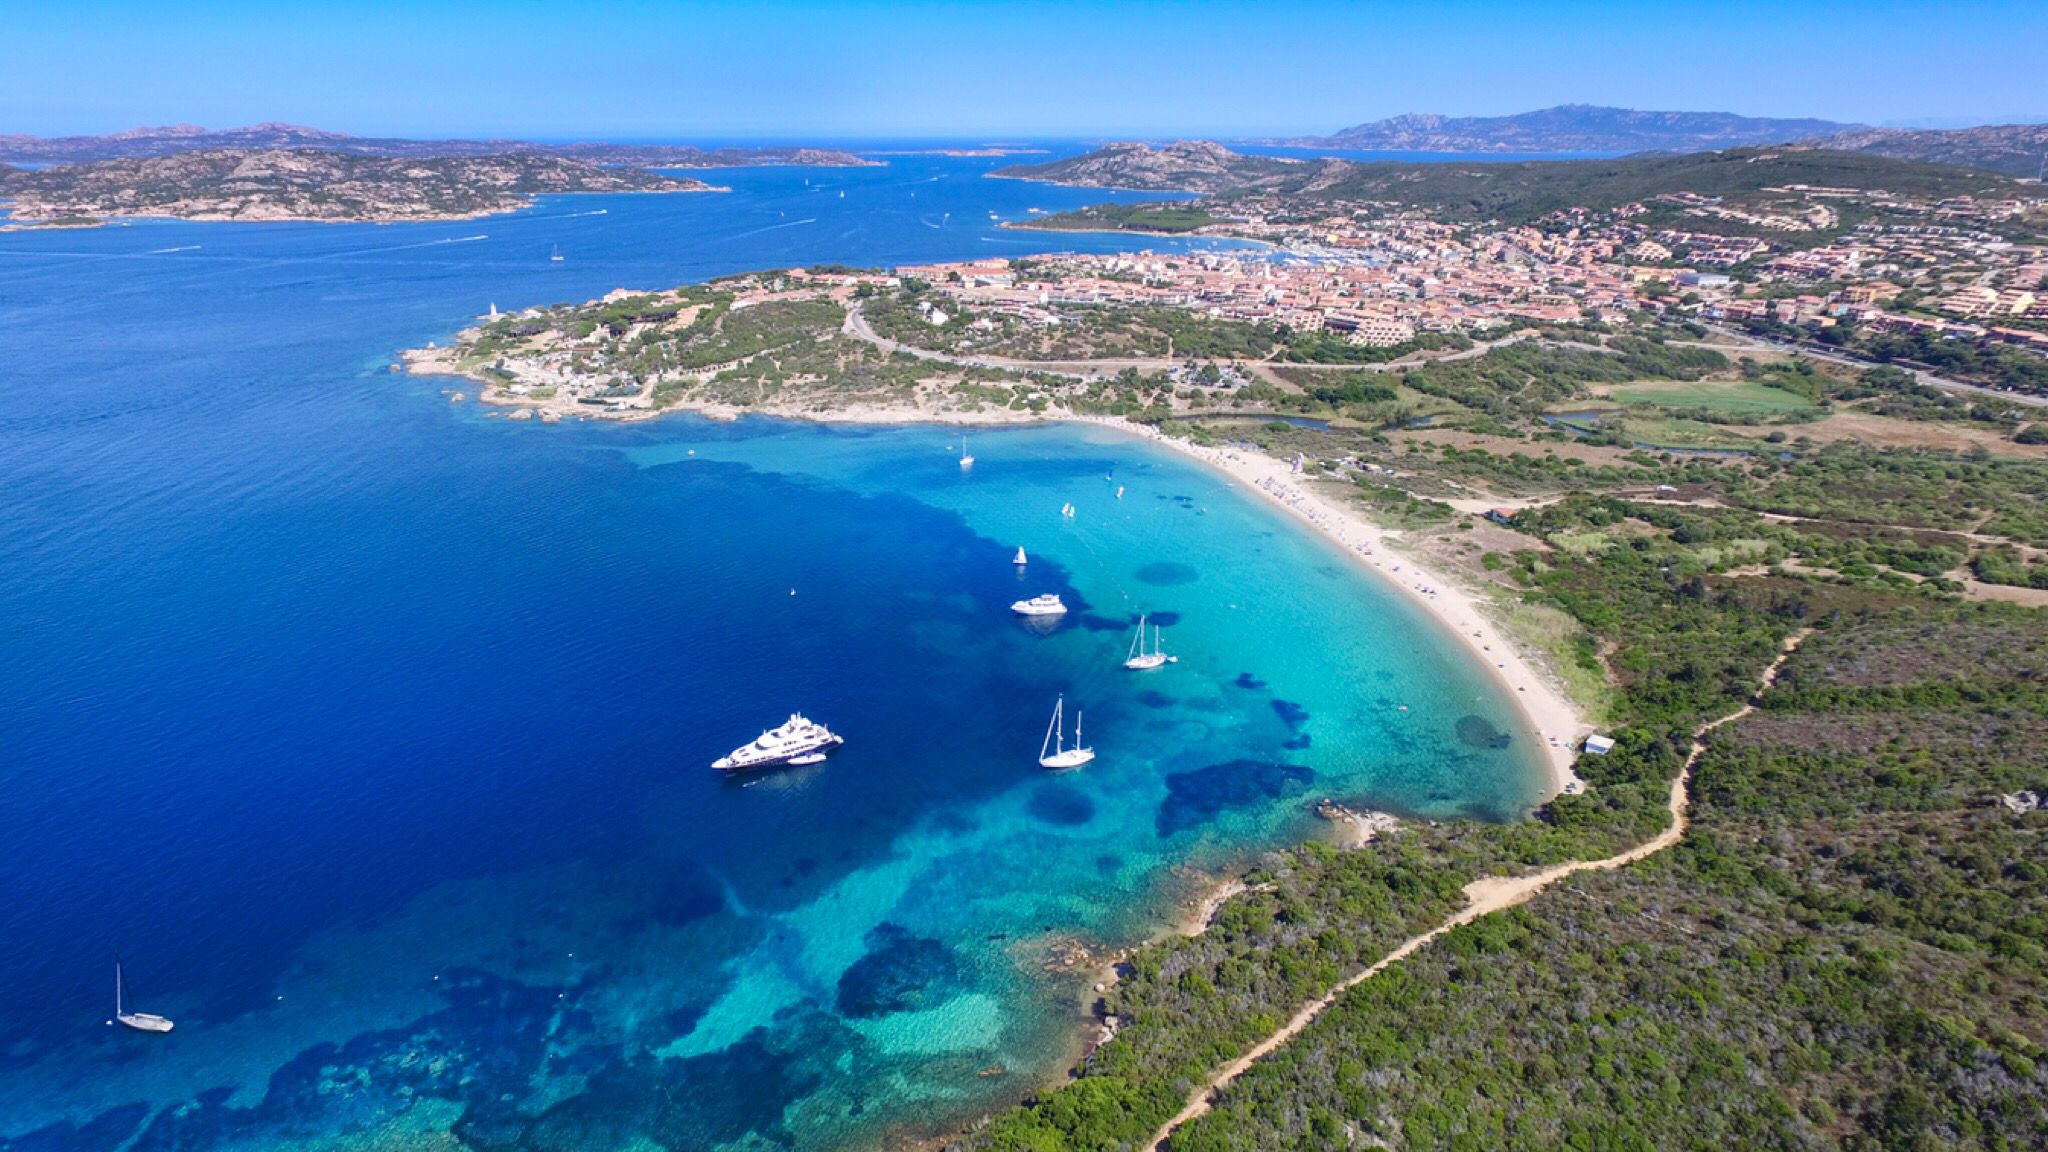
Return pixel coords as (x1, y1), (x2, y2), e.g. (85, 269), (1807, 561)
(1060, 502), (1075, 519)
(1038, 695), (1095, 769)
(1013, 546), (1028, 567)
(959, 434), (974, 470)
(550, 244), (564, 263)
(113, 963), (173, 1033)
(1123, 615), (1176, 670)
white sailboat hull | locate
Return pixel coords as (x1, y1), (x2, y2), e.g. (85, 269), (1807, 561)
(1123, 654), (1168, 670)
(1039, 749), (1095, 770)
(117, 1013), (174, 1033)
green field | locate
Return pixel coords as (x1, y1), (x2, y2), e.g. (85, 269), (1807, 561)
(1617, 414), (1770, 451)
(1609, 379), (1816, 414)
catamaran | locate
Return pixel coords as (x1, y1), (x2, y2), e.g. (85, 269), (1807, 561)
(1010, 592), (1066, 616)
(1038, 695), (1095, 769)
(1013, 546), (1028, 566)
(1123, 615), (1177, 670)
(712, 713), (844, 772)
(959, 434), (974, 470)
(113, 963), (173, 1033)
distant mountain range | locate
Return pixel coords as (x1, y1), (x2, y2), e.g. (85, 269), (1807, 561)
(1287, 105), (1860, 154)
(1279, 105), (2048, 177)
(1812, 123), (2048, 178)
(0, 123), (877, 169)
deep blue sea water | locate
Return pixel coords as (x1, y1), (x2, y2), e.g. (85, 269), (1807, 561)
(0, 151), (1545, 1150)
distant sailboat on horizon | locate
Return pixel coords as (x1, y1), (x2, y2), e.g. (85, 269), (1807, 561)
(960, 434), (974, 470)
(550, 244), (564, 263)
(1038, 695), (1095, 770)
(112, 963), (173, 1033)
(1013, 546), (1028, 566)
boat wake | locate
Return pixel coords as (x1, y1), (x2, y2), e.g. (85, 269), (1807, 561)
(723, 217), (818, 241)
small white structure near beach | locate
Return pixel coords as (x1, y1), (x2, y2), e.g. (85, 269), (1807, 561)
(1582, 734), (1616, 756)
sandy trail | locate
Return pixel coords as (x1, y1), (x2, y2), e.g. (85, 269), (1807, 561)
(1141, 628), (1812, 1151)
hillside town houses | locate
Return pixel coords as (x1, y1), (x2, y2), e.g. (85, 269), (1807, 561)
(886, 183), (2048, 356)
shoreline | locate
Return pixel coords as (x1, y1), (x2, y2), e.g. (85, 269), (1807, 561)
(409, 349), (1590, 794)
(1074, 414), (1589, 797)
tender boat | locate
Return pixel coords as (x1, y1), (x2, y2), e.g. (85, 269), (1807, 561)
(113, 964), (173, 1034)
(1038, 695), (1095, 770)
(713, 713), (844, 772)
(1123, 615), (1176, 670)
(1010, 593), (1067, 617)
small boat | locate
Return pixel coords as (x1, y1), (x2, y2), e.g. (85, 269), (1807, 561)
(1010, 593), (1067, 617)
(1123, 615), (1176, 670)
(550, 244), (564, 263)
(713, 713), (844, 772)
(1013, 546), (1028, 566)
(959, 434), (974, 470)
(785, 753), (829, 766)
(113, 963), (173, 1033)
(1060, 503), (1075, 519)
(1038, 695), (1095, 770)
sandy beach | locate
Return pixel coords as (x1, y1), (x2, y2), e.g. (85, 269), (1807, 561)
(1076, 415), (1590, 797)
(411, 336), (1592, 794)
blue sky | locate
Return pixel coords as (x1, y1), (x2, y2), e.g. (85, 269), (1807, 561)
(7, 0), (2046, 138)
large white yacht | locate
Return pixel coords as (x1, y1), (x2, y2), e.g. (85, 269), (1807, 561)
(1010, 593), (1067, 617)
(713, 714), (844, 772)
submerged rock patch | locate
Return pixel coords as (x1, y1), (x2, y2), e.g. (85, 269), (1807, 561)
(835, 923), (967, 1019)
(1455, 714), (1512, 750)
(1156, 760), (1314, 837)
(1133, 561), (1199, 586)
(1028, 782), (1096, 827)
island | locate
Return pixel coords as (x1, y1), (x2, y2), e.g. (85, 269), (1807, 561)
(0, 148), (718, 226)
(1281, 104), (1859, 154)
(1266, 103), (2048, 178)
(0, 122), (880, 168)
(0, 123), (887, 227)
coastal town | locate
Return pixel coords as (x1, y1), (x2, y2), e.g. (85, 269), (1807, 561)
(915, 181), (2048, 358)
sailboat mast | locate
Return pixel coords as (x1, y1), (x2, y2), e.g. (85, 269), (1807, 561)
(116, 963), (123, 1016)
(1042, 697), (1062, 759)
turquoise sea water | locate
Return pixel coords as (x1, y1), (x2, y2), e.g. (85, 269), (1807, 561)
(0, 150), (1544, 1150)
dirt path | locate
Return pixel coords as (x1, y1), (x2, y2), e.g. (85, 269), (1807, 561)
(1142, 629), (1813, 1151)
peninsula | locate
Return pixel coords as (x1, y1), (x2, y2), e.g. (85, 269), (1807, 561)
(399, 142), (2048, 1151)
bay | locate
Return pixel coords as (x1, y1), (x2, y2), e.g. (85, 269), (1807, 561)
(0, 149), (1543, 1150)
